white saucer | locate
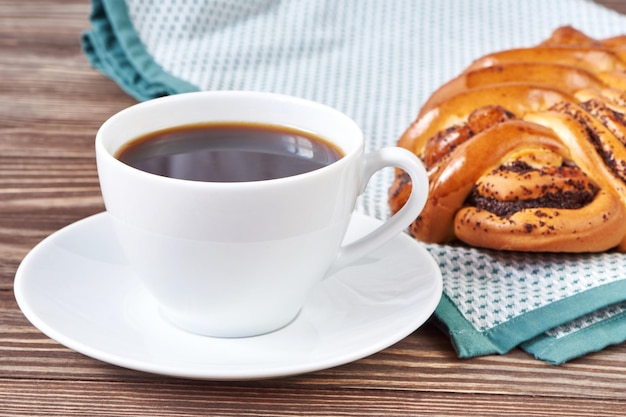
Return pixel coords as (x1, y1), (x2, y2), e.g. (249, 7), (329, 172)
(14, 212), (442, 380)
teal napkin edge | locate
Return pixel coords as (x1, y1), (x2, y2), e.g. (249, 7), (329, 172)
(434, 279), (626, 361)
(81, 0), (198, 101)
(521, 308), (626, 365)
(433, 293), (504, 357)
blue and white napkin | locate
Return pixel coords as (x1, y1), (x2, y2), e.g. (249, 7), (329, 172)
(83, 0), (626, 364)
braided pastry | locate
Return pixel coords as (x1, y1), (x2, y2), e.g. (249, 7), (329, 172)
(389, 26), (626, 252)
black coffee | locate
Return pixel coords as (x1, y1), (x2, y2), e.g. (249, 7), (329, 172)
(115, 122), (344, 182)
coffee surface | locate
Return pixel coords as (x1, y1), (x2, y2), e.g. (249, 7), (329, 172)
(116, 122), (344, 182)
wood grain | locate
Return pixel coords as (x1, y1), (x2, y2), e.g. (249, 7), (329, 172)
(2, 1), (626, 415)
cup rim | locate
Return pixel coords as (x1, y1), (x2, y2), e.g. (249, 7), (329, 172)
(95, 91), (364, 187)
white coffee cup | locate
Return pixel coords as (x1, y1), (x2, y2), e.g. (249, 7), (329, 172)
(95, 91), (428, 337)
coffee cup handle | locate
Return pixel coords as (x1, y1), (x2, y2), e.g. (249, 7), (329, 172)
(327, 147), (429, 275)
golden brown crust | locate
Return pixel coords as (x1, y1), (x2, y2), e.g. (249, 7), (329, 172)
(419, 63), (605, 118)
(538, 26), (602, 48)
(407, 120), (569, 243)
(398, 83), (575, 154)
(389, 26), (626, 252)
(454, 189), (626, 252)
(464, 46), (626, 74)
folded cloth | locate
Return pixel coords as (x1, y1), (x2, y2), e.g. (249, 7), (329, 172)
(82, 0), (626, 364)
(82, 0), (198, 99)
(430, 245), (626, 364)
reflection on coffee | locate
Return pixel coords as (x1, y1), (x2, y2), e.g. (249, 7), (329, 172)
(115, 122), (344, 182)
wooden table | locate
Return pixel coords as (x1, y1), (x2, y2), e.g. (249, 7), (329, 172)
(3, 1), (626, 415)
